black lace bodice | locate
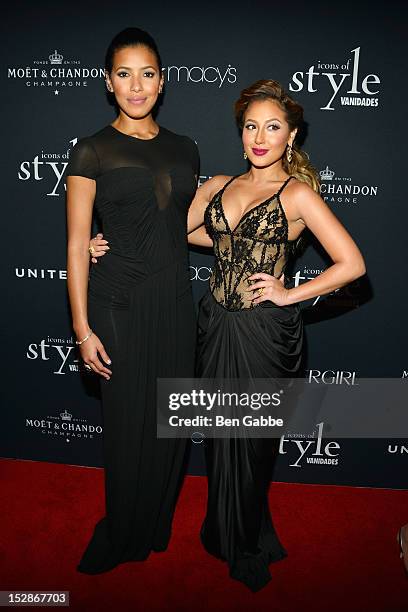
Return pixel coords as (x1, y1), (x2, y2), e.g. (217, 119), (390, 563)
(204, 175), (294, 311)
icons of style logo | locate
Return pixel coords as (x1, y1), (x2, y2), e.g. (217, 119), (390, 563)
(18, 137), (77, 196)
(289, 47), (380, 110)
(26, 335), (79, 375)
(279, 422), (340, 468)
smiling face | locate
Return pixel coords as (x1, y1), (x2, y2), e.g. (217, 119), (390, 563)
(105, 45), (164, 119)
(242, 99), (297, 167)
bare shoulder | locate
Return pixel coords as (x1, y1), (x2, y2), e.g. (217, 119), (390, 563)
(280, 177), (328, 227)
(286, 177), (325, 214)
(286, 177), (318, 200)
(203, 174), (233, 191)
(197, 174), (233, 201)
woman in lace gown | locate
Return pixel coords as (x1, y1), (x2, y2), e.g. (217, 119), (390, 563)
(188, 80), (365, 591)
(66, 28), (199, 574)
(90, 80), (366, 590)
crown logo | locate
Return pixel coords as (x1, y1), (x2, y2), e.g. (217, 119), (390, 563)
(319, 166), (335, 181)
(60, 409), (72, 421)
(49, 50), (63, 65)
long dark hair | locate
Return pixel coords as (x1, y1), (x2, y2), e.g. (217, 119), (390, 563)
(235, 79), (319, 192)
(105, 27), (162, 73)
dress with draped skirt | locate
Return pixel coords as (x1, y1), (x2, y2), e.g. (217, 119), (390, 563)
(196, 175), (303, 592)
(66, 124), (199, 574)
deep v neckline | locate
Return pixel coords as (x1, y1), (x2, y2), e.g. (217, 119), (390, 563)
(219, 175), (293, 235)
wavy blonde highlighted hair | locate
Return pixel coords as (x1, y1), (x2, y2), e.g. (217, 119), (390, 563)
(235, 79), (320, 193)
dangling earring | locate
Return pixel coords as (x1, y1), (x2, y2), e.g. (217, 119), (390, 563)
(243, 151), (248, 160)
(106, 81), (113, 93)
(286, 143), (293, 163)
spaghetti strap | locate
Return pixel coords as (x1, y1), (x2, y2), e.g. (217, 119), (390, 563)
(276, 175), (293, 197)
(221, 175), (239, 192)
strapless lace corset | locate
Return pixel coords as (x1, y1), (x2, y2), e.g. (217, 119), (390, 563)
(204, 175), (293, 311)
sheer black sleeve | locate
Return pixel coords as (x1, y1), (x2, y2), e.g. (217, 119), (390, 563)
(65, 138), (99, 179)
(184, 136), (200, 178)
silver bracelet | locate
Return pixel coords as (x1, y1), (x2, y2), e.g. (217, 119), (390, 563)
(75, 330), (93, 345)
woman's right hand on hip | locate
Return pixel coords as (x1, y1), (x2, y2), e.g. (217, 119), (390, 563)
(89, 232), (109, 264)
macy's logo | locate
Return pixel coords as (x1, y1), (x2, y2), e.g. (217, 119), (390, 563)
(164, 64), (237, 88)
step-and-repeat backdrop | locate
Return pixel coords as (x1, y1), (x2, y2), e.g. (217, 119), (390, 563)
(1, 0), (406, 488)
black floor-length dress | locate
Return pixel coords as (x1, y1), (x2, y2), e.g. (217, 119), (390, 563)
(196, 175), (303, 592)
(66, 124), (199, 574)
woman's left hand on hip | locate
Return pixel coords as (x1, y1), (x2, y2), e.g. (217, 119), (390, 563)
(246, 272), (290, 306)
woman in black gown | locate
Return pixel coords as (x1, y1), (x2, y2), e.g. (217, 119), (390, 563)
(90, 79), (366, 590)
(187, 79), (365, 591)
(66, 28), (199, 574)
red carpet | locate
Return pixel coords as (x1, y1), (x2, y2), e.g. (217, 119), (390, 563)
(0, 458), (407, 611)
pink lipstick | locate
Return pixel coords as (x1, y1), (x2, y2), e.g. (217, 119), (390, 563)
(127, 97), (147, 105)
(251, 148), (269, 156)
